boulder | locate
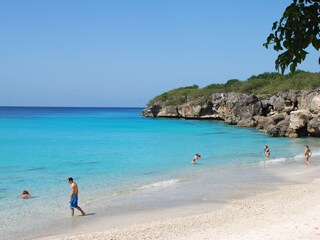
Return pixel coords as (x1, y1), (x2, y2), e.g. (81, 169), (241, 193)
(302, 91), (320, 114)
(266, 124), (278, 137)
(276, 117), (290, 137)
(157, 106), (179, 117)
(271, 113), (286, 125)
(142, 89), (320, 138)
(237, 118), (256, 127)
(307, 115), (320, 137)
(177, 104), (201, 118)
(289, 110), (311, 130)
(255, 116), (269, 130)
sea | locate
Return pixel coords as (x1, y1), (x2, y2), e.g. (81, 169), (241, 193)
(0, 107), (319, 240)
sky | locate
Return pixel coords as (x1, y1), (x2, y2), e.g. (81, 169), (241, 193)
(0, 1), (319, 107)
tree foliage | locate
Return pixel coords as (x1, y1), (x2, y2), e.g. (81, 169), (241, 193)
(264, 0), (320, 74)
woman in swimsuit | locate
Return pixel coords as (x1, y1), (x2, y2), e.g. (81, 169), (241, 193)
(191, 154), (201, 164)
(264, 145), (270, 158)
(304, 145), (312, 165)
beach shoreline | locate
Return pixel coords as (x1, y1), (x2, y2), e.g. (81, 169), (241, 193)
(3, 107), (319, 240)
(34, 158), (320, 240)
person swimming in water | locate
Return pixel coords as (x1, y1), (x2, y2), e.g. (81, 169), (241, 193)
(20, 190), (31, 199)
(191, 154), (201, 164)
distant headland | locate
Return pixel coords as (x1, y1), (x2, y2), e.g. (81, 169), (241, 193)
(142, 71), (320, 137)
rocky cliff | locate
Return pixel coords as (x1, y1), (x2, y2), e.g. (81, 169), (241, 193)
(142, 90), (320, 137)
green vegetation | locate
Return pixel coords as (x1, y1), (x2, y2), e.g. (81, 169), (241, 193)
(264, 0), (320, 74)
(148, 71), (320, 106)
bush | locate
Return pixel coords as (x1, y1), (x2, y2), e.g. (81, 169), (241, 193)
(147, 71), (320, 106)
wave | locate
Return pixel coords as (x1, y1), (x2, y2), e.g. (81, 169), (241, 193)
(293, 149), (320, 160)
(258, 149), (320, 165)
(27, 167), (46, 172)
(69, 160), (99, 165)
(138, 179), (180, 190)
(311, 150), (320, 156)
(260, 157), (287, 165)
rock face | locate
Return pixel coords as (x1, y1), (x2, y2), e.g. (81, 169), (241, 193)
(141, 90), (320, 137)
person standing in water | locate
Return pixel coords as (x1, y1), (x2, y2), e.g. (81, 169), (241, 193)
(304, 145), (312, 166)
(191, 153), (201, 164)
(264, 145), (270, 158)
(68, 177), (85, 216)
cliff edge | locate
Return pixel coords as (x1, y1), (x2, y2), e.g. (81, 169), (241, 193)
(142, 90), (320, 137)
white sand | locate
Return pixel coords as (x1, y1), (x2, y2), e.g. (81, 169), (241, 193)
(39, 177), (320, 240)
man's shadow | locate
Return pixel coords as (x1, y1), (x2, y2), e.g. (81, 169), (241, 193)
(81, 212), (96, 217)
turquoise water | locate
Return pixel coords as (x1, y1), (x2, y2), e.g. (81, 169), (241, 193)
(0, 107), (318, 239)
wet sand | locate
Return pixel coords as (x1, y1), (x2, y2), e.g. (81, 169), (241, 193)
(35, 157), (320, 240)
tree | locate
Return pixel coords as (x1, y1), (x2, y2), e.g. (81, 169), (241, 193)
(264, 0), (320, 74)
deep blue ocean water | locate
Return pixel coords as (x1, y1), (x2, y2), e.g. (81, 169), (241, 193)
(0, 107), (319, 239)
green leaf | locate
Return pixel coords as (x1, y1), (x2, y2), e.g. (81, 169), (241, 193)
(265, 0), (320, 72)
(272, 21), (278, 30)
(312, 38), (320, 50)
(300, 50), (308, 60)
(267, 34), (274, 42)
(290, 63), (296, 73)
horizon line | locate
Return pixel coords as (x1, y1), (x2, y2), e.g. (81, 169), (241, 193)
(0, 105), (145, 109)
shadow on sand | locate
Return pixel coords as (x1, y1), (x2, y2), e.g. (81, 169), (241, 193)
(82, 212), (96, 217)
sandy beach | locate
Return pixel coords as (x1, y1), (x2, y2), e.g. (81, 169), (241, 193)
(2, 0), (319, 239)
(37, 162), (320, 240)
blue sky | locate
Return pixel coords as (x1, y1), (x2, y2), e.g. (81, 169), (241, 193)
(0, 1), (319, 107)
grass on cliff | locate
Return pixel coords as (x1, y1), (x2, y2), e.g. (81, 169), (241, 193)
(148, 71), (320, 106)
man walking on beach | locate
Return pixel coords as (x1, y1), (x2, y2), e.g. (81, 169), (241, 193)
(68, 177), (85, 216)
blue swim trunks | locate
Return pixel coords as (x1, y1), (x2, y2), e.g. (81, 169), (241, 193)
(70, 195), (78, 209)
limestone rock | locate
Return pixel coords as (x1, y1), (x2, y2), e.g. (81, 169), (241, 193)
(307, 115), (320, 137)
(142, 89), (320, 138)
(289, 110), (310, 130)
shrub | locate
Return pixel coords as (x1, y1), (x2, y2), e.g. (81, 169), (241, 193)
(147, 71), (320, 106)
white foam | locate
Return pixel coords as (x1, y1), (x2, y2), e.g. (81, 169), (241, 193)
(294, 150), (320, 160)
(294, 154), (304, 159)
(260, 157), (287, 165)
(138, 179), (180, 190)
(308, 149), (320, 157)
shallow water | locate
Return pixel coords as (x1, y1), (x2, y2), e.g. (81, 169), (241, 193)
(0, 107), (319, 240)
